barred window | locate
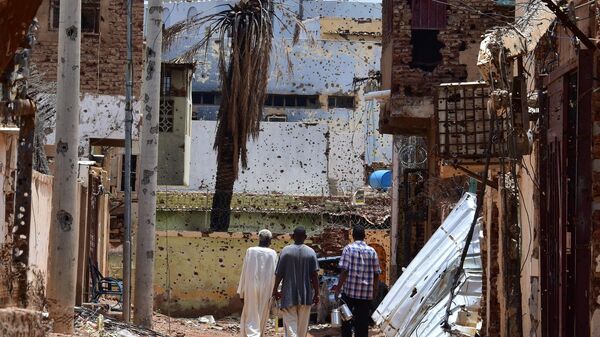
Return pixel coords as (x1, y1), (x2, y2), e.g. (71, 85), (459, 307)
(159, 100), (174, 132)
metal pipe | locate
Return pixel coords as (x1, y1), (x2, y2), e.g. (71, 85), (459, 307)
(364, 90), (390, 101)
(123, 0), (133, 323)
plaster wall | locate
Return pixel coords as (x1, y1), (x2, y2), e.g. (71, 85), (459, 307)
(158, 67), (192, 186)
(162, 0), (391, 194)
(28, 172), (54, 285)
(46, 94), (142, 155)
(184, 121), (330, 195)
(518, 151), (541, 337)
(151, 229), (390, 317)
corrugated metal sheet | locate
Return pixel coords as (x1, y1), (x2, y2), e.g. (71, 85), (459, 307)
(372, 193), (482, 337)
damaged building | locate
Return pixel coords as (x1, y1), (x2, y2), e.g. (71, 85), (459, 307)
(378, 0), (514, 282)
(375, 1), (600, 337)
(141, 0), (395, 316)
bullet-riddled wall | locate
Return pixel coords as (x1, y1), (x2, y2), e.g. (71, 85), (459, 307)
(152, 230), (390, 317)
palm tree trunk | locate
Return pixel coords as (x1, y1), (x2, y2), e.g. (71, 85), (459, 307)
(134, 0), (162, 328)
(47, 0), (81, 332)
(210, 134), (235, 231)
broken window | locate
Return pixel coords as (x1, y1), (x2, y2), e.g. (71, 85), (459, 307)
(192, 91), (221, 105)
(159, 99), (175, 132)
(409, 30), (443, 72)
(328, 95), (355, 109)
(51, 0), (100, 34)
(120, 154), (137, 192)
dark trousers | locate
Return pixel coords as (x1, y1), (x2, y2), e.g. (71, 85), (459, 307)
(341, 294), (371, 337)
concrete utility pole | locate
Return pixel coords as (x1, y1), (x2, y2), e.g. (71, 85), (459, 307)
(134, 0), (162, 328)
(46, 0), (81, 333)
(122, 0), (134, 323)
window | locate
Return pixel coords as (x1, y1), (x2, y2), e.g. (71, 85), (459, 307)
(264, 94), (319, 108)
(120, 155), (137, 192)
(161, 71), (172, 97)
(328, 95), (355, 109)
(409, 30), (444, 72)
(159, 99), (174, 132)
(266, 114), (287, 122)
(192, 92), (221, 105)
(51, 0), (100, 34)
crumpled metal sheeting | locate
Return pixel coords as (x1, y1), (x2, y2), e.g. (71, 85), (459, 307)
(372, 193), (483, 337)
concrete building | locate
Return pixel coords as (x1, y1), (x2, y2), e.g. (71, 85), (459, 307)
(161, 0), (391, 196)
(139, 0), (395, 317)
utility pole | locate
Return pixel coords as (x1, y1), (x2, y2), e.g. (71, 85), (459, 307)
(134, 0), (162, 328)
(46, 0), (81, 333)
(123, 0), (134, 323)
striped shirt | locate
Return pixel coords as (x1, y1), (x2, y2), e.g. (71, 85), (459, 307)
(338, 241), (381, 300)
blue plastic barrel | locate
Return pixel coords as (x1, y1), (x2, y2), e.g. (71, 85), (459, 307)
(369, 170), (392, 191)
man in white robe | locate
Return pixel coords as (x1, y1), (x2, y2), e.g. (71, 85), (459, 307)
(238, 229), (278, 337)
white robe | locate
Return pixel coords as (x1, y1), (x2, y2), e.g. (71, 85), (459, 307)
(238, 246), (278, 337)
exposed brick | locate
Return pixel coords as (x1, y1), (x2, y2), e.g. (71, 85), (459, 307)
(31, 0), (144, 97)
(386, 0), (511, 99)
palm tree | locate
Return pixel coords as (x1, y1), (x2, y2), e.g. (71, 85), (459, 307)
(165, 0), (274, 231)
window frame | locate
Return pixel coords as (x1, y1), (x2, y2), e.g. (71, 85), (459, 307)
(328, 95), (355, 109)
(50, 0), (101, 34)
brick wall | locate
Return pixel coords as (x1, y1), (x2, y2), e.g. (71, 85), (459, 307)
(31, 0), (144, 96)
(387, 0), (512, 98)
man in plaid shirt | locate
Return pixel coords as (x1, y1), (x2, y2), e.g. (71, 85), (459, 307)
(333, 225), (381, 337)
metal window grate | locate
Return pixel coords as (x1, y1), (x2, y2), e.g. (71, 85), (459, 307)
(159, 99), (174, 132)
(436, 82), (506, 164)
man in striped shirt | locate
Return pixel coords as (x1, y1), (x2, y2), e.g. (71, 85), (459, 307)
(333, 225), (381, 337)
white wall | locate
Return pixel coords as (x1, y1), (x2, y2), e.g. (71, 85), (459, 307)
(182, 121), (330, 195)
(47, 94), (142, 154)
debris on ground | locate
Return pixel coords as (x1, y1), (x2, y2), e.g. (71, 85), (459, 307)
(68, 307), (383, 337)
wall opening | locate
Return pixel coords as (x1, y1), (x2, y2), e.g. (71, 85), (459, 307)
(409, 30), (443, 72)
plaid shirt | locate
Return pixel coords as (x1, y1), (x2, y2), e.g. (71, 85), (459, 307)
(338, 241), (381, 300)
